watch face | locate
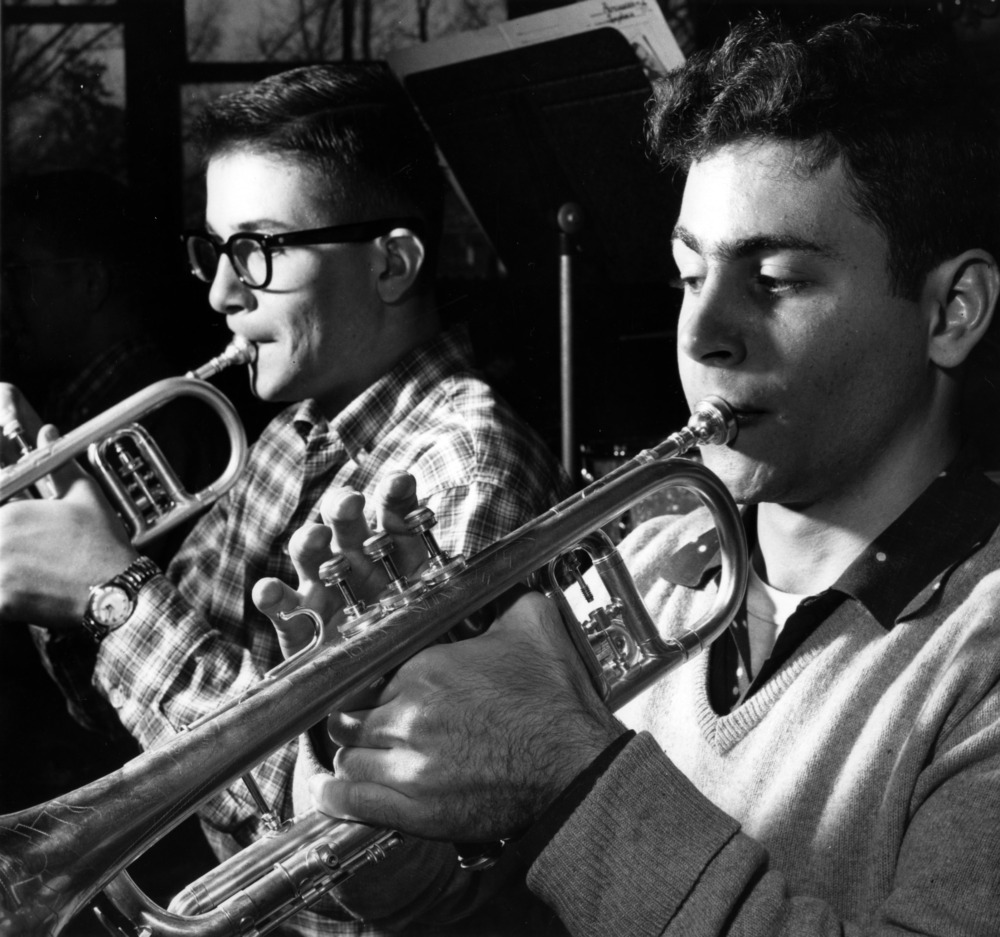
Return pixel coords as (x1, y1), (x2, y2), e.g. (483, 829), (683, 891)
(91, 585), (134, 627)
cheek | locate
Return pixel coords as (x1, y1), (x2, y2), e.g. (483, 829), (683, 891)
(676, 350), (704, 404)
(790, 330), (921, 446)
(773, 306), (865, 395)
(277, 298), (324, 348)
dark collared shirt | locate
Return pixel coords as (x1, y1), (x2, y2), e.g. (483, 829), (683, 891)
(651, 457), (1000, 714)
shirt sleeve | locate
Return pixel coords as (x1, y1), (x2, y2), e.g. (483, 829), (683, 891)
(29, 625), (126, 736)
(87, 494), (296, 837)
(420, 479), (552, 562)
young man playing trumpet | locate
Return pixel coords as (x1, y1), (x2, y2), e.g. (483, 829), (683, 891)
(0, 63), (567, 934)
(264, 17), (1000, 936)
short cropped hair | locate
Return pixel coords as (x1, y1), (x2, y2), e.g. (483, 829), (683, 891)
(647, 15), (1000, 302)
(191, 63), (446, 265)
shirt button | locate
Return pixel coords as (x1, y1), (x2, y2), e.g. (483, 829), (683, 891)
(875, 551), (887, 562)
(108, 686), (126, 708)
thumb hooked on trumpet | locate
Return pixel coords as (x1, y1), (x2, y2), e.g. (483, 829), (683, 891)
(254, 521), (342, 658)
(253, 577), (320, 660)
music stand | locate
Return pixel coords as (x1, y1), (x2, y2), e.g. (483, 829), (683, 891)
(397, 27), (684, 477)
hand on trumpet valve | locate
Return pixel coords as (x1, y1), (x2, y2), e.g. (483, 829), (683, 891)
(323, 471), (431, 593)
(0, 383), (42, 475)
(310, 587), (625, 844)
(0, 387), (137, 627)
(251, 473), (431, 658)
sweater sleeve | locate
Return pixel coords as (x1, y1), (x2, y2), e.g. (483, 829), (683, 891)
(528, 690), (1000, 936)
(527, 733), (856, 936)
(527, 732), (752, 935)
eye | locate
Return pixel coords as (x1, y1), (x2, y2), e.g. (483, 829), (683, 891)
(670, 275), (705, 295)
(263, 236), (290, 256)
(755, 274), (807, 297)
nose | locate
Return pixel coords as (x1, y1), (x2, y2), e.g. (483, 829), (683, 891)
(208, 254), (256, 316)
(677, 277), (747, 369)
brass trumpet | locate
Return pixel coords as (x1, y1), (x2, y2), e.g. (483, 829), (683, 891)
(0, 397), (748, 937)
(0, 337), (255, 545)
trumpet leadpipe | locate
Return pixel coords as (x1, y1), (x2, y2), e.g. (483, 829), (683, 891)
(186, 336), (256, 380)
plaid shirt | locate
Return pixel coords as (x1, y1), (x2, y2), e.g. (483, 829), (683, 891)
(39, 326), (568, 853)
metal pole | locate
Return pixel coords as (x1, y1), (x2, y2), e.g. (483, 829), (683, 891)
(557, 202), (584, 482)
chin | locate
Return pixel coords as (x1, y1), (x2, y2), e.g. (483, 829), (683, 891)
(250, 369), (297, 403)
(249, 383), (288, 405)
(699, 446), (775, 506)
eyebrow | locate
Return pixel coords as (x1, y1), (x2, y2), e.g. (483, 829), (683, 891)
(671, 224), (842, 262)
(204, 219), (289, 239)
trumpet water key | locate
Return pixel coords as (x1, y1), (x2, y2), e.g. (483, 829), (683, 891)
(0, 397), (748, 937)
(0, 337), (255, 546)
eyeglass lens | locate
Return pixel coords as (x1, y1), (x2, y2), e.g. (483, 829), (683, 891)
(188, 236), (269, 288)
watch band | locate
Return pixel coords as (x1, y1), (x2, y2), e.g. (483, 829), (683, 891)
(82, 555), (161, 642)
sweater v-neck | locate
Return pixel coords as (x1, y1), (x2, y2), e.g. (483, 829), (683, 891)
(694, 627), (828, 753)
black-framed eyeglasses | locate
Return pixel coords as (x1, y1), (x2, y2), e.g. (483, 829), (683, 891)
(181, 217), (424, 290)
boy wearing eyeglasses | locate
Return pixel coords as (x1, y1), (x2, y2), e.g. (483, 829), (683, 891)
(0, 63), (568, 932)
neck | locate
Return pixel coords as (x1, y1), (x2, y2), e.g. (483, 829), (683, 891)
(315, 299), (441, 421)
(755, 422), (959, 594)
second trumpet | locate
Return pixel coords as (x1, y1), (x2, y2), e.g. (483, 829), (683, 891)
(0, 337), (255, 546)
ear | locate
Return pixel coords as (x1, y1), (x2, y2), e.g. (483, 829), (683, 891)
(924, 250), (999, 369)
(374, 228), (426, 305)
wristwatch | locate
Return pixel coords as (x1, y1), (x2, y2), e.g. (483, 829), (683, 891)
(82, 556), (161, 642)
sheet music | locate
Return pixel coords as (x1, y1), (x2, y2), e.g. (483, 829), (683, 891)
(387, 0), (685, 81)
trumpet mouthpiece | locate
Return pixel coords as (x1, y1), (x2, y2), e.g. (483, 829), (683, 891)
(689, 397), (738, 447)
(186, 337), (256, 381)
(226, 335), (257, 366)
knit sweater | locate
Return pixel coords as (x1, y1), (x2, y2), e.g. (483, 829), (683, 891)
(529, 461), (1000, 936)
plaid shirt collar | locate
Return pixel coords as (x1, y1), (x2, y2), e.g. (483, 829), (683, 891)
(661, 452), (1000, 630)
(287, 326), (475, 457)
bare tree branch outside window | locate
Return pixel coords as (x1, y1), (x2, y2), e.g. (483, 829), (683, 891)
(2, 19), (125, 179)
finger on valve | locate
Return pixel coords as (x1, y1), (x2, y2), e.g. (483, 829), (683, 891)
(0, 380), (94, 499)
(374, 471), (433, 578)
(372, 471), (419, 534)
(319, 486), (400, 604)
(1, 413), (61, 498)
(319, 487), (373, 555)
(0, 383), (42, 448)
(285, 522), (347, 618)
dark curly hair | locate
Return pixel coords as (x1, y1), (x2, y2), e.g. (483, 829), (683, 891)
(647, 15), (1000, 303)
